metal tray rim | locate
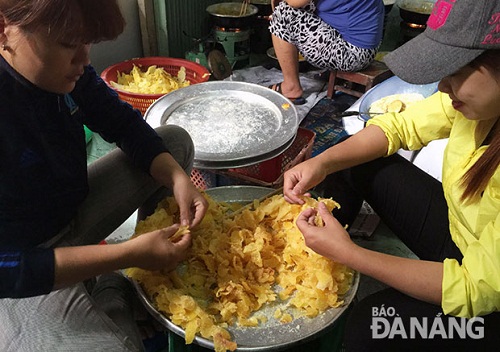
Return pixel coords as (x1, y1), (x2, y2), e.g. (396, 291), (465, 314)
(130, 186), (359, 351)
(144, 81), (299, 163)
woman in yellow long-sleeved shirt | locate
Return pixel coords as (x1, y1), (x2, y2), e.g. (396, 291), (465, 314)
(283, 0), (500, 350)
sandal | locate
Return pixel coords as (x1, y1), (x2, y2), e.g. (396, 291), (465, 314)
(268, 82), (306, 105)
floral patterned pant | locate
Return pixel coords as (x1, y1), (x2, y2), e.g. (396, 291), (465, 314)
(269, 1), (377, 71)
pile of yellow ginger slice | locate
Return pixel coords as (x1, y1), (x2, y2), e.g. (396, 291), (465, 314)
(126, 192), (354, 352)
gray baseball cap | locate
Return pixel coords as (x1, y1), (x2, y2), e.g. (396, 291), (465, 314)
(384, 0), (500, 84)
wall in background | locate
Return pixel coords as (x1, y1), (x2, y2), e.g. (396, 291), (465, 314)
(154, 0), (223, 59)
(89, 0), (143, 74)
(381, 4), (406, 52)
(88, 0), (407, 74)
(88, 0), (209, 73)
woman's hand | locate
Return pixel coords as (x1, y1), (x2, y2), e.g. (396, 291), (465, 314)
(296, 202), (444, 304)
(149, 152), (208, 228)
(295, 202), (356, 263)
(53, 224), (193, 289)
(171, 176), (208, 228)
(125, 224), (192, 273)
(284, 125), (389, 205)
(283, 157), (328, 204)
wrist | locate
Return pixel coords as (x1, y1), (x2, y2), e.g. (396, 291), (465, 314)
(313, 152), (337, 176)
(113, 241), (138, 269)
(335, 240), (362, 268)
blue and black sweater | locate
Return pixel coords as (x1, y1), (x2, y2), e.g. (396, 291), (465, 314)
(0, 57), (168, 298)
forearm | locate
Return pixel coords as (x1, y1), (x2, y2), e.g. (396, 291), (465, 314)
(149, 152), (189, 188)
(53, 243), (133, 289)
(344, 246), (443, 305)
(315, 124), (389, 175)
(298, 205), (443, 305)
(53, 226), (192, 291)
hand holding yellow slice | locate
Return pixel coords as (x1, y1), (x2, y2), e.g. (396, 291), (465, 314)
(169, 225), (190, 242)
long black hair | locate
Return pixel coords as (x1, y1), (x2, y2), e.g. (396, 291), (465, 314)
(461, 50), (500, 201)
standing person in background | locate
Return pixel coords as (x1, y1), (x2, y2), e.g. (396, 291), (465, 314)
(283, 0), (500, 349)
(268, 0), (385, 105)
(0, 0), (207, 351)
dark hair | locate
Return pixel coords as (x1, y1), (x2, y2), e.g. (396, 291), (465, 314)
(461, 50), (500, 201)
(0, 0), (125, 44)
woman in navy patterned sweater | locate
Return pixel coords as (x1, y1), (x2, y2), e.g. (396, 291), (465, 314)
(0, 0), (207, 350)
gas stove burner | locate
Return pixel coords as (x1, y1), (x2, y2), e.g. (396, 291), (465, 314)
(399, 20), (426, 45)
(214, 26), (250, 33)
(211, 26), (251, 69)
(402, 21), (426, 29)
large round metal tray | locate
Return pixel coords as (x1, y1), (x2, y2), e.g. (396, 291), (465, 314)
(144, 81), (299, 164)
(132, 186), (359, 351)
(193, 132), (296, 169)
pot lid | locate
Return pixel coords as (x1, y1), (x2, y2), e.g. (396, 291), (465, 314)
(206, 2), (258, 17)
(397, 0), (436, 13)
(207, 49), (232, 80)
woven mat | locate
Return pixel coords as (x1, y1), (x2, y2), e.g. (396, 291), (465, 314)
(300, 93), (357, 156)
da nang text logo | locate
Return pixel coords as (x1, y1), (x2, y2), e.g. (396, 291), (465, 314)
(370, 305), (484, 339)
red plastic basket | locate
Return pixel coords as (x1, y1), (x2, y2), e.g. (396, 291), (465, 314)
(100, 57), (210, 116)
(218, 128), (316, 188)
(190, 168), (217, 190)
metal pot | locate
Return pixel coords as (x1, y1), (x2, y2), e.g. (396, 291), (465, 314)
(206, 2), (258, 29)
(398, 0), (435, 25)
(384, 0), (396, 15)
(251, 0), (272, 20)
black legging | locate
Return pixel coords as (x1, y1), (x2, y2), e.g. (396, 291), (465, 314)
(319, 153), (500, 351)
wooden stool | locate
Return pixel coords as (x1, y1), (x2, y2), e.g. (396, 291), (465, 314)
(327, 60), (393, 98)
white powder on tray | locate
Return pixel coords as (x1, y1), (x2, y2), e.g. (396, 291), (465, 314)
(166, 95), (281, 155)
